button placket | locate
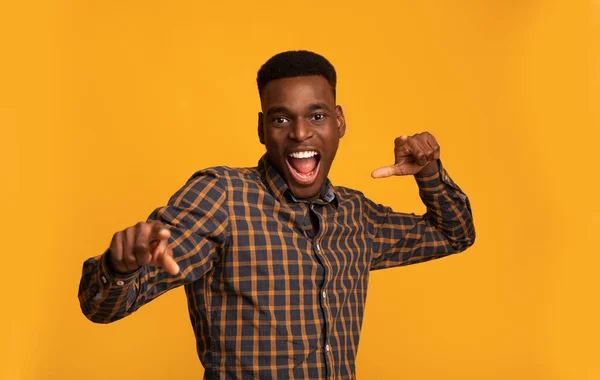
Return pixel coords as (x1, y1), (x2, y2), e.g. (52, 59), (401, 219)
(311, 206), (333, 374)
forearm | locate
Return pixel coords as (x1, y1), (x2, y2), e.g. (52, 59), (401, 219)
(415, 160), (475, 251)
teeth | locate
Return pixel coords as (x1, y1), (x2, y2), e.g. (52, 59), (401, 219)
(288, 151), (318, 159)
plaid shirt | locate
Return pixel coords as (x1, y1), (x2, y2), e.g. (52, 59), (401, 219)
(79, 155), (475, 379)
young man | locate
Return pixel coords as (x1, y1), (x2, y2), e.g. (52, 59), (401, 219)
(78, 50), (475, 379)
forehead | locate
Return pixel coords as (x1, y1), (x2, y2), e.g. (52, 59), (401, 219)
(261, 75), (335, 110)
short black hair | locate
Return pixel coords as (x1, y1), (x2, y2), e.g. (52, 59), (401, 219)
(257, 50), (337, 99)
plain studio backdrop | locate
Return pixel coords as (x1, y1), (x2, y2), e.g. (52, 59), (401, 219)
(1, 1), (598, 379)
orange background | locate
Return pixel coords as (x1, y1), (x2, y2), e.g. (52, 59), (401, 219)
(1, 1), (599, 379)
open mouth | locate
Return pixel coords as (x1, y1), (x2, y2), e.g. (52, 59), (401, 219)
(286, 150), (321, 185)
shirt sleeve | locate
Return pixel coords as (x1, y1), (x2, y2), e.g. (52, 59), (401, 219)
(78, 169), (230, 323)
(367, 160), (475, 270)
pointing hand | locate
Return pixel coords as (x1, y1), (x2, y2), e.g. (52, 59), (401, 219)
(371, 132), (441, 178)
(108, 221), (180, 275)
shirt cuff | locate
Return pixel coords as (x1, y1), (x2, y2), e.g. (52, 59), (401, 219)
(98, 249), (141, 290)
(414, 159), (448, 192)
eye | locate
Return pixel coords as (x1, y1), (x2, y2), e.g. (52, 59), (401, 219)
(272, 116), (288, 124)
(311, 113), (326, 121)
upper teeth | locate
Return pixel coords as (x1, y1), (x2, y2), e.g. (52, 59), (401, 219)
(289, 151), (318, 159)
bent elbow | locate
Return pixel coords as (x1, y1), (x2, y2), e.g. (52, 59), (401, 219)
(453, 225), (476, 253)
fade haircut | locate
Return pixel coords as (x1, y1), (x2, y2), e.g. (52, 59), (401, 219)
(256, 50), (337, 100)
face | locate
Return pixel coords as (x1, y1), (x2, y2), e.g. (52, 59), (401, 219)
(258, 75), (346, 200)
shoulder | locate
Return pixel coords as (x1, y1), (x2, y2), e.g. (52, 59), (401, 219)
(185, 165), (262, 190)
(168, 165), (260, 206)
(187, 165), (258, 180)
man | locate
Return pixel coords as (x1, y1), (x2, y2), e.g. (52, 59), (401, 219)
(78, 50), (475, 379)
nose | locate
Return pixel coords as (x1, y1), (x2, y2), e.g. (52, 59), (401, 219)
(289, 118), (313, 142)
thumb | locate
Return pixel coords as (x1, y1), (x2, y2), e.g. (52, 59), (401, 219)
(395, 134), (409, 147)
(159, 249), (180, 276)
(151, 229), (180, 275)
(394, 135), (411, 156)
(396, 134), (409, 143)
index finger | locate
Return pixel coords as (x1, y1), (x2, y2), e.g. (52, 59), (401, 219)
(371, 165), (397, 179)
(149, 221), (170, 242)
(148, 221), (171, 253)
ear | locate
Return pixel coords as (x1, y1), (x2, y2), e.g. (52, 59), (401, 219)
(258, 112), (265, 145)
(336, 105), (346, 138)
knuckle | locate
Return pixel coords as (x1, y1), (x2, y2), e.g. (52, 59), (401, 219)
(108, 247), (122, 262)
(123, 254), (137, 266)
(134, 243), (148, 254)
(136, 252), (150, 265)
(110, 232), (122, 248)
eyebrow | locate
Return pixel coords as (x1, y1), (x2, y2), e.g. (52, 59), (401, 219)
(307, 103), (331, 112)
(265, 106), (290, 116)
(265, 103), (332, 116)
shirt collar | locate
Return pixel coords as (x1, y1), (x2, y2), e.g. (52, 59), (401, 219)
(257, 154), (338, 208)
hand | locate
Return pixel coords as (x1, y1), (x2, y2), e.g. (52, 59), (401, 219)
(371, 132), (441, 178)
(108, 221), (180, 275)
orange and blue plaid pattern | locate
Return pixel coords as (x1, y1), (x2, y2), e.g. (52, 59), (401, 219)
(79, 155), (475, 379)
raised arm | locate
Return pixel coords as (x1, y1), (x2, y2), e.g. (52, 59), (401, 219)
(78, 170), (229, 323)
(368, 133), (475, 269)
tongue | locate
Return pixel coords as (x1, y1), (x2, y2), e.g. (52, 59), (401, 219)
(289, 157), (318, 174)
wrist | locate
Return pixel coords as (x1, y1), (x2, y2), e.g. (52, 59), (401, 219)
(415, 159), (439, 177)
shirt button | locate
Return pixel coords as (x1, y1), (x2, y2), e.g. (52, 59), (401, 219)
(101, 276), (107, 284)
(325, 344), (330, 352)
(116, 280), (125, 286)
(322, 291), (327, 299)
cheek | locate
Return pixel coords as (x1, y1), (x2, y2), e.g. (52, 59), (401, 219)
(321, 130), (340, 154)
(265, 140), (285, 160)
(265, 129), (285, 145)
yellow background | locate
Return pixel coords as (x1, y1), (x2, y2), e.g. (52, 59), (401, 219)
(1, 1), (598, 379)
